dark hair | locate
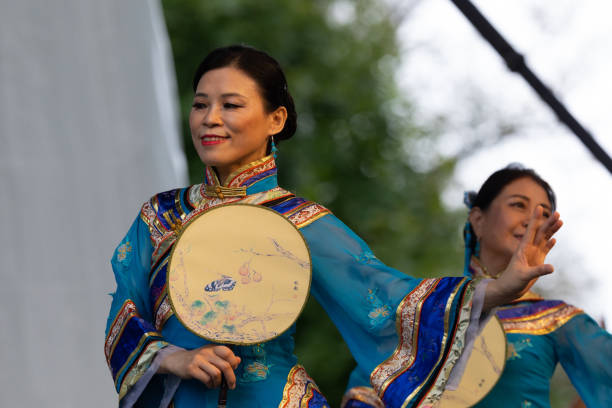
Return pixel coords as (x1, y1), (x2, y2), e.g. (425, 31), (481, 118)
(192, 45), (297, 144)
(464, 163), (556, 253)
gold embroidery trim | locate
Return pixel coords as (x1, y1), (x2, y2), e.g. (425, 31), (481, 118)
(278, 365), (325, 408)
(155, 295), (174, 331)
(341, 386), (384, 408)
(118, 340), (167, 399)
(288, 203), (331, 229)
(420, 279), (475, 406)
(162, 211), (183, 232)
(500, 303), (564, 323)
(284, 201), (313, 217)
(105, 300), (137, 363)
(226, 155), (275, 187)
(370, 279), (438, 394)
(368, 278), (473, 408)
(204, 184), (247, 199)
(174, 189), (187, 220)
(401, 278), (467, 407)
(202, 155), (275, 189)
(502, 304), (583, 335)
(115, 330), (164, 389)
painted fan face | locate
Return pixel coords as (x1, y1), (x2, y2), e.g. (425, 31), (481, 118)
(168, 204), (311, 345)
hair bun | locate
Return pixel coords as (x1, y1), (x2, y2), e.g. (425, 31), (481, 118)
(463, 191), (477, 209)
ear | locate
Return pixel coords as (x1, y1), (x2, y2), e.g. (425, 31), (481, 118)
(469, 207), (485, 240)
(267, 106), (287, 136)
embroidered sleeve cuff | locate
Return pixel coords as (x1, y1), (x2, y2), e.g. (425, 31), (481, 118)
(370, 277), (475, 408)
(445, 278), (493, 390)
(119, 345), (183, 408)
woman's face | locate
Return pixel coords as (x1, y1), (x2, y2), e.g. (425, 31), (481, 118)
(189, 66), (286, 182)
(470, 177), (552, 264)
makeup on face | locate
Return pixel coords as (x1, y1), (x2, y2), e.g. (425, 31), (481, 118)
(189, 67), (275, 182)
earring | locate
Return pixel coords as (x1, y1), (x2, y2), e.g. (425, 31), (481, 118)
(474, 236), (481, 257)
(463, 221), (474, 276)
(270, 136), (278, 159)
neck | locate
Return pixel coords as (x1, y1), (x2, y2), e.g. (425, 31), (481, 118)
(216, 168), (230, 186)
(214, 164), (239, 186)
(477, 250), (510, 278)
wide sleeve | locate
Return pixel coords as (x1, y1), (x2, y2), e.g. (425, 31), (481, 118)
(553, 313), (612, 406)
(104, 214), (176, 407)
(300, 214), (481, 408)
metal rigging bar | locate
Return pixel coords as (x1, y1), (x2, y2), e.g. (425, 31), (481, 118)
(450, 0), (612, 174)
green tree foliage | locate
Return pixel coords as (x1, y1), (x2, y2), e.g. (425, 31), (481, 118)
(162, 0), (466, 404)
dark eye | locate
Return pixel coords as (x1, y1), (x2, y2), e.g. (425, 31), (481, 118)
(510, 201), (526, 209)
(192, 102), (207, 110)
(223, 103), (241, 109)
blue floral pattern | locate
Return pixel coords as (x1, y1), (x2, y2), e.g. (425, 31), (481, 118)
(365, 289), (392, 329)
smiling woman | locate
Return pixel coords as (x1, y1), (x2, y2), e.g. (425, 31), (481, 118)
(467, 169), (556, 279)
(104, 46), (565, 408)
(462, 165), (612, 408)
(189, 66), (287, 182)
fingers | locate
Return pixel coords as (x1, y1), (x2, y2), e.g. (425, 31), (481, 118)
(534, 210), (562, 244)
(189, 356), (230, 388)
(187, 361), (214, 387)
(214, 346), (241, 369)
(212, 346), (240, 388)
(221, 362), (238, 389)
(543, 238), (557, 253)
(201, 358), (230, 388)
(183, 346), (240, 389)
(523, 205), (544, 246)
(527, 263), (554, 280)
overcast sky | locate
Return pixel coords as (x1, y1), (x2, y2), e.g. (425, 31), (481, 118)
(397, 0), (612, 324)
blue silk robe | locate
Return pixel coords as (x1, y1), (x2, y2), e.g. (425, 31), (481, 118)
(104, 156), (482, 408)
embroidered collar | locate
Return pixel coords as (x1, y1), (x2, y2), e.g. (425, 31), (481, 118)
(468, 256), (542, 303)
(203, 155), (279, 198)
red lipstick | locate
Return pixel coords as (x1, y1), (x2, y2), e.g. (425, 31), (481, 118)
(201, 134), (228, 146)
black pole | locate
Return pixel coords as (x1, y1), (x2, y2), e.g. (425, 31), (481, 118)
(450, 0), (612, 175)
(217, 375), (228, 408)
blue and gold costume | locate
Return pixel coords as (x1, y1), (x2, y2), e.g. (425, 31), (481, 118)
(105, 156), (483, 407)
(467, 259), (612, 408)
(342, 259), (612, 408)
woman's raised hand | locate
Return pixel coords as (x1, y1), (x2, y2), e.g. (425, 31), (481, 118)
(158, 344), (241, 389)
(484, 205), (563, 310)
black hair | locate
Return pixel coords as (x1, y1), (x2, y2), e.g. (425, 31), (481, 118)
(192, 45), (297, 144)
(464, 163), (557, 253)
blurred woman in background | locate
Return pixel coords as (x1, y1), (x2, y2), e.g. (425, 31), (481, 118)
(343, 164), (611, 408)
(463, 165), (612, 407)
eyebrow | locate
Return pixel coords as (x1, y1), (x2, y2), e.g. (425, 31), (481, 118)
(508, 194), (552, 211)
(193, 92), (246, 98)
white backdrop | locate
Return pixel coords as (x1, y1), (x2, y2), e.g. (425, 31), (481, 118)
(0, 0), (187, 406)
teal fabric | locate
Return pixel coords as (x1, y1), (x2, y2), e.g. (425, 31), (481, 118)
(301, 214), (423, 375)
(475, 312), (612, 408)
